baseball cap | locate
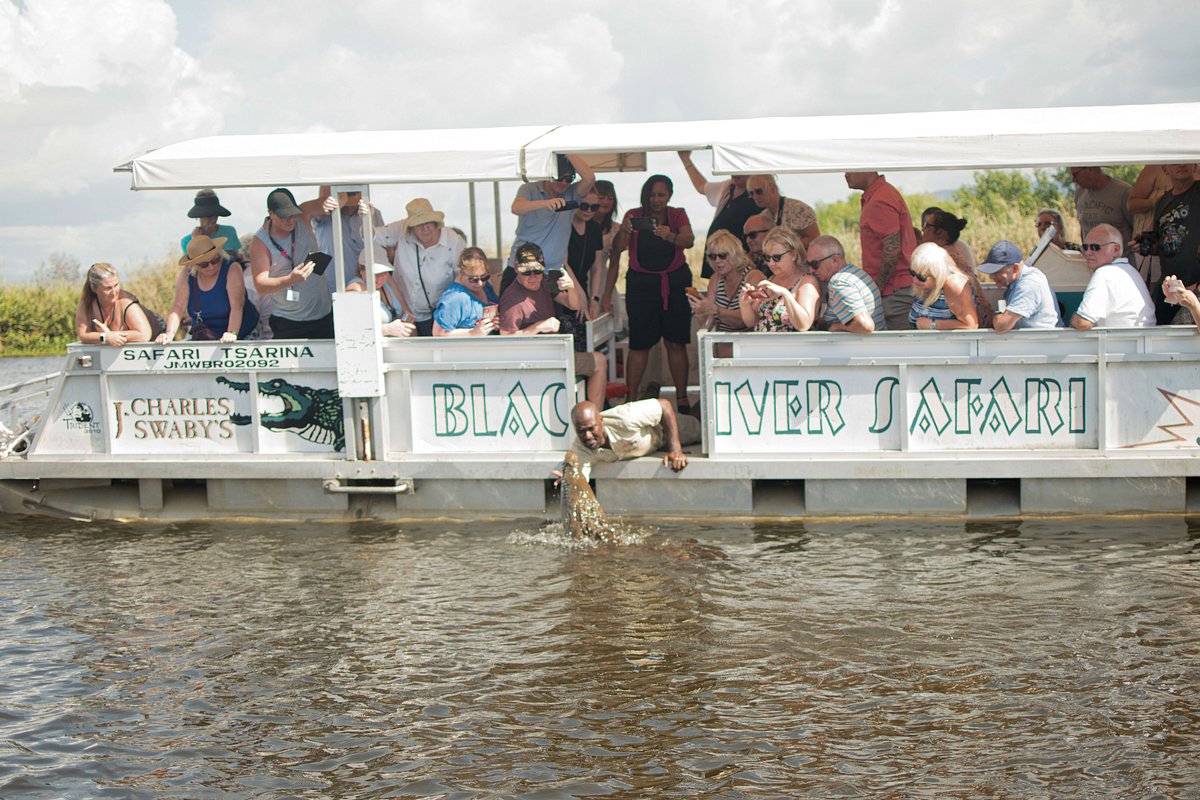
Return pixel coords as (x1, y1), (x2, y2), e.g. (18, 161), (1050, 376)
(978, 240), (1024, 274)
(267, 188), (302, 218)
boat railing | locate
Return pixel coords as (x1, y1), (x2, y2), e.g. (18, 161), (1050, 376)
(697, 327), (1200, 458)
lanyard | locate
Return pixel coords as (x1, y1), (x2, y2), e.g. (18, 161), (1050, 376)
(267, 228), (296, 266)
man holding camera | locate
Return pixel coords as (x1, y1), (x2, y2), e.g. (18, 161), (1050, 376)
(499, 243), (608, 409)
(504, 153), (596, 293)
(1140, 164), (1200, 324)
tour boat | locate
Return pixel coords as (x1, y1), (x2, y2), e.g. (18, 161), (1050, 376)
(2, 103), (1199, 520)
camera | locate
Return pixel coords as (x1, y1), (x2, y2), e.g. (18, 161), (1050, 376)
(554, 200), (579, 213)
(546, 269), (564, 285)
(631, 216), (657, 232)
(1134, 230), (1159, 257)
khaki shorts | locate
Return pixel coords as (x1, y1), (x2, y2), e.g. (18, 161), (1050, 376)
(574, 351), (598, 378)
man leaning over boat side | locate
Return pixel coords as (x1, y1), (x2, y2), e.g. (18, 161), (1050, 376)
(844, 171), (918, 332)
(249, 188), (335, 339)
(977, 240), (1063, 333)
(374, 198), (464, 337)
(503, 153), (596, 293)
(570, 398), (701, 475)
(1069, 224), (1155, 330)
(806, 235), (885, 334)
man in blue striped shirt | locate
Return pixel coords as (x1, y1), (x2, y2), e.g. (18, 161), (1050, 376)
(807, 235), (886, 333)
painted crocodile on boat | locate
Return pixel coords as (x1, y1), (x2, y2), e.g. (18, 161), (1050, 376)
(216, 376), (344, 451)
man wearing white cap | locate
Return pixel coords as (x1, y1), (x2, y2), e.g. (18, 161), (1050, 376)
(375, 198), (464, 336)
(977, 240), (1063, 332)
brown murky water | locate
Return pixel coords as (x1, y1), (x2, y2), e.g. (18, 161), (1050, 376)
(2, 515), (1199, 799)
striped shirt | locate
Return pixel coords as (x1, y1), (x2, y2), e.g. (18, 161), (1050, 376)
(823, 263), (886, 330)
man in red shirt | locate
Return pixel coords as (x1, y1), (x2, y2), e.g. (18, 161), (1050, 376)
(845, 171), (918, 331)
(500, 242), (609, 409)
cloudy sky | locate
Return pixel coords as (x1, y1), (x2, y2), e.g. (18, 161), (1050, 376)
(1, 0), (1197, 282)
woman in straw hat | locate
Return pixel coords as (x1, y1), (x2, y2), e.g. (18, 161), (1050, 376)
(75, 262), (154, 347)
(157, 235), (260, 343)
(374, 197), (464, 336)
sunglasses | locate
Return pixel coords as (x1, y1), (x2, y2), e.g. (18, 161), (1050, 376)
(516, 266), (545, 276)
(744, 229), (768, 239)
(708, 251), (731, 261)
(202, 255), (222, 267)
(1080, 243), (1115, 252)
(751, 188), (767, 196)
(806, 253), (837, 270)
(577, 203), (602, 212)
(462, 273), (489, 284)
(764, 250), (792, 263)
(911, 271), (930, 281)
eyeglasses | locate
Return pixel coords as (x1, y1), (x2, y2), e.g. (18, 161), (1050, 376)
(921, 222), (937, 229)
(1080, 242), (1116, 252)
(806, 253), (837, 270)
(202, 255), (222, 267)
(577, 203), (602, 212)
(764, 250), (792, 263)
(911, 271), (930, 281)
(462, 273), (489, 284)
(708, 251), (731, 261)
(744, 229), (768, 239)
(516, 266), (545, 275)
(751, 188), (767, 196)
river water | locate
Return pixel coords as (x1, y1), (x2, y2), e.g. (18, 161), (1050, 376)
(3, 356), (1200, 797)
(1, 514), (1198, 799)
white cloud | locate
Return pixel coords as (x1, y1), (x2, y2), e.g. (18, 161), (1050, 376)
(1, 0), (1198, 281)
(0, 0), (239, 195)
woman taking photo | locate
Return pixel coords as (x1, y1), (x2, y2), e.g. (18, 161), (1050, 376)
(433, 247), (500, 337)
(688, 230), (766, 331)
(907, 242), (980, 330)
(738, 226), (820, 332)
(158, 235), (260, 343)
(75, 262), (154, 347)
(603, 174), (695, 411)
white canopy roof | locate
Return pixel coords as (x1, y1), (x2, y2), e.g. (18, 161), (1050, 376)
(118, 103), (1200, 190)
(117, 125), (557, 190)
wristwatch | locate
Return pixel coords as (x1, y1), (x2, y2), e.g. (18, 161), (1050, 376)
(100, 333), (106, 344)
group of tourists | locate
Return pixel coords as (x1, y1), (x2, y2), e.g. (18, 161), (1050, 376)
(74, 157), (1200, 468)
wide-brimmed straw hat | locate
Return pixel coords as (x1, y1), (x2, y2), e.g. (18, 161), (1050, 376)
(180, 234), (228, 267)
(401, 198), (445, 235)
(187, 189), (231, 218)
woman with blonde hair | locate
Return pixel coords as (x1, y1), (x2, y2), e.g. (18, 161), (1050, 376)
(75, 262), (154, 346)
(738, 226), (820, 332)
(907, 242), (979, 330)
(687, 229), (766, 331)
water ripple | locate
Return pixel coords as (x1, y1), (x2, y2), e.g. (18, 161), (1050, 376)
(1, 516), (1198, 797)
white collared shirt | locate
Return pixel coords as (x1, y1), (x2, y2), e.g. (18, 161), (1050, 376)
(376, 224), (465, 320)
